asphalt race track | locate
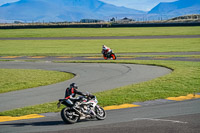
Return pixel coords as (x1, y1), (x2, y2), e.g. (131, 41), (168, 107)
(0, 61), (171, 112)
(1, 101), (200, 133)
(0, 61), (200, 133)
(1, 52), (200, 62)
(0, 35), (200, 133)
(0, 61), (172, 132)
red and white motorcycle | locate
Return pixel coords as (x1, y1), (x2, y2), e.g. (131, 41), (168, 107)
(102, 50), (117, 60)
(57, 93), (106, 124)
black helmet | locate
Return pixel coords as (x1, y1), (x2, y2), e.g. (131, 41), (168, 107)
(70, 83), (78, 89)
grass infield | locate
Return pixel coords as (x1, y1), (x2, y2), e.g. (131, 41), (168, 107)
(0, 60), (199, 116)
(0, 69), (74, 93)
(0, 26), (200, 38)
(0, 38), (200, 56)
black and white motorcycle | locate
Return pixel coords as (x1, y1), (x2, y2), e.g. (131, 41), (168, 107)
(57, 93), (106, 124)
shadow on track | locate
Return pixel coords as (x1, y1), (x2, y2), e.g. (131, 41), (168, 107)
(0, 121), (65, 127)
(0, 119), (99, 127)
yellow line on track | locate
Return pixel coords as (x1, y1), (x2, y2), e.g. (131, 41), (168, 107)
(166, 94), (200, 101)
(0, 56), (21, 58)
(103, 104), (140, 110)
(27, 56), (46, 59)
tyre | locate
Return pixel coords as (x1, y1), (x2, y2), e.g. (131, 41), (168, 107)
(111, 53), (116, 60)
(61, 108), (79, 124)
(103, 55), (108, 60)
(95, 106), (106, 120)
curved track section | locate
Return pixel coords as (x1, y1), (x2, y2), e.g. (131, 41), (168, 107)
(0, 61), (171, 112)
(1, 62), (200, 133)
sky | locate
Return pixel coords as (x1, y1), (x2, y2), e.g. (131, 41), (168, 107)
(100, 0), (177, 11)
(0, 0), (177, 11)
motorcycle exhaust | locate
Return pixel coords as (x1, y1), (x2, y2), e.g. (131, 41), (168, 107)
(72, 107), (84, 116)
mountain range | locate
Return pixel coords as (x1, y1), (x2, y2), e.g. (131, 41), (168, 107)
(0, 0), (200, 22)
(0, 0), (144, 22)
(148, 0), (200, 16)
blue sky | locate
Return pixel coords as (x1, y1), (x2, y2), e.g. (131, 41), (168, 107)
(0, 0), (177, 11)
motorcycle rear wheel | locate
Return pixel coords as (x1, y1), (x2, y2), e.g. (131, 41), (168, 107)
(111, 53), (116, 60)
(61, 108), (79, 124)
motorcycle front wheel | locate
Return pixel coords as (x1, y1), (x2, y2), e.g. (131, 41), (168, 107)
(95, 106), (106, 120)
(103, 54), (108, 60)
(61, 107), (79, 124)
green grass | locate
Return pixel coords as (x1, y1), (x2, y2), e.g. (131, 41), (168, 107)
(0, 60), (199, 116)
(0, 26), (200, 38)
(0, 38), (200, 56)
(0, 69), (74, 93)
(95, 60), (200, 106)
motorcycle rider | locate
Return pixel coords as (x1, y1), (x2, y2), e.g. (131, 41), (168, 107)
(64, 83), (86, 107)
(64, 83), (95, 116)
(102, 45), (112, 56)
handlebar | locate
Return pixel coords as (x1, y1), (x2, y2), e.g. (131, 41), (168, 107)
(59, 99), (65, 102)
(58, 94), (95, 102)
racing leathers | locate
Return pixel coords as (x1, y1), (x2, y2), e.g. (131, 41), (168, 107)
(102, 45), (112, 56)
(65, 87), (85, 107)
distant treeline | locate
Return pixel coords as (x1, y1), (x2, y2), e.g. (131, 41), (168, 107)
(0, 22), (200, 29)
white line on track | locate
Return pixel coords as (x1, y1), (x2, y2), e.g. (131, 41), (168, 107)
(132, 118), (188, 124)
